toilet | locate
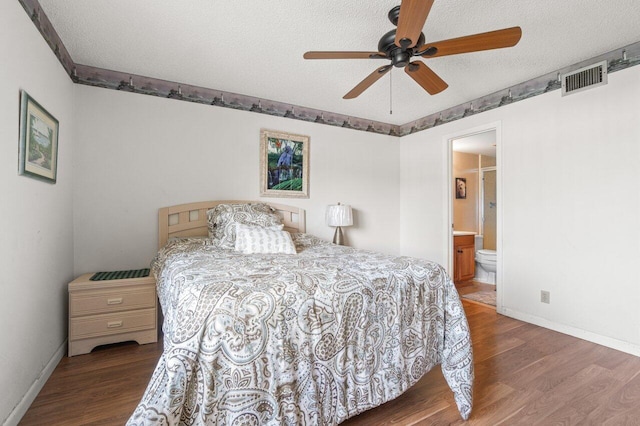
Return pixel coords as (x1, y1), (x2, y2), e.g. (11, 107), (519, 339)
(474, 235), (496, 285)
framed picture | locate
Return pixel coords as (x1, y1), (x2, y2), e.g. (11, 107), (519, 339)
(455, 177), (467, 199)
(260, 129), (309, 198)
(19, 91), (59, 183)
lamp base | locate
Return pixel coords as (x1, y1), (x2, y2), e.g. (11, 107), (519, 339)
(333, 226), (344, 245)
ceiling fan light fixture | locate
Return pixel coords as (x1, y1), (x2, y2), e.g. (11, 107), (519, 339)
(302, 3), (522, 100)
(391, 50), (410, 68)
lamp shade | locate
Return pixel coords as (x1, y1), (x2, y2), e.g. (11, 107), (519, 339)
(325, 204), (353, 227)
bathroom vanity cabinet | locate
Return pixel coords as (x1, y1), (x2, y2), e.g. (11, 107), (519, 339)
(454, 235), (475, 283)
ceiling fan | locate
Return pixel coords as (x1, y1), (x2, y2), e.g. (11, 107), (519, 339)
(303, 0), (522, 99)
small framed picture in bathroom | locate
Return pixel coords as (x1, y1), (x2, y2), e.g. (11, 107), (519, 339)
(455, 177), (467, 199)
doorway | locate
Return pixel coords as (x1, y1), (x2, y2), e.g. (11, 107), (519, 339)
(447, 123), (501, 310)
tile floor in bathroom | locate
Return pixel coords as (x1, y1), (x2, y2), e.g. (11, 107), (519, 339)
(456, 280), (496, 308)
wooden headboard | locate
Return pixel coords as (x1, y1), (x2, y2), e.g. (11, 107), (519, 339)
(158, 200), (306, 249)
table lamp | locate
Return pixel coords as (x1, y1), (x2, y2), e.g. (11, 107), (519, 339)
(325, 203), (353, 245)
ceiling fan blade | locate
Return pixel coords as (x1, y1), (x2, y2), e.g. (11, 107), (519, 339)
(304, 51), (386, 60)
(405, 61), (448, 95)
(395, 0), (435, 48)
(344, 65), (392, 99)
(420, 26), (522, 57)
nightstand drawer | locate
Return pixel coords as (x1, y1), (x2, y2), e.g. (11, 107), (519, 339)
(70, 308), (156, 339)
(68, 272), (158, 356)
(70, 286), (156, 316)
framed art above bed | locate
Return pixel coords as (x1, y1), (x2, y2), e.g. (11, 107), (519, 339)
(260, 129), (309, 198)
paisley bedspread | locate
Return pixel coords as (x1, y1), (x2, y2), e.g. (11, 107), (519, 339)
(127, 234), (473, 425)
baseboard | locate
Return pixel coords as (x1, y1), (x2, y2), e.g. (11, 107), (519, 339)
(499, 307), (640, 357)
(3, 339), (67, 426)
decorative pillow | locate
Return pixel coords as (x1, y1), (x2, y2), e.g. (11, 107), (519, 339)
(207, 203), (283, 249)
(234, 223), (296, 255)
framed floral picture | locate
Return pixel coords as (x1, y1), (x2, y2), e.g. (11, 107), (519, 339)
(18, 91), (59, 183)
(260, 129), (309, 198)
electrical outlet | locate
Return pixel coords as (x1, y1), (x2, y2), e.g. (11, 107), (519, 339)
(541, 290), (550, 304)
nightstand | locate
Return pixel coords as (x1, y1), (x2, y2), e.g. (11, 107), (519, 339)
(68, 272), (158, 356)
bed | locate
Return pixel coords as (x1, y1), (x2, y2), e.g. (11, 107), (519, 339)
(127, 200), (473, 425)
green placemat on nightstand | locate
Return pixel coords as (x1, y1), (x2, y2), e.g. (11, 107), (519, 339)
(90, 269), (150, 281)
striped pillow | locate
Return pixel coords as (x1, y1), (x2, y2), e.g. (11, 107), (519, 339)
(234, 223), (296, 255)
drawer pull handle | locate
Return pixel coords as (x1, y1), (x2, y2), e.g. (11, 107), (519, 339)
(107, 320), (123, 328)
(107, 298), (123, 305)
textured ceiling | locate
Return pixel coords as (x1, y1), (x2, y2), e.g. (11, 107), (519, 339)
(38, 0), (640, 125)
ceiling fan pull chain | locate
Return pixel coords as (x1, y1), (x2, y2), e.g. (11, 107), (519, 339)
(389, 68), (393, 115)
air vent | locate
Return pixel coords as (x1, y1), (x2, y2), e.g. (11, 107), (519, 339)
(561, 61), (608, 96)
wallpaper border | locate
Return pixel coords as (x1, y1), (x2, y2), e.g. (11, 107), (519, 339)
(18, 0), (640, 137)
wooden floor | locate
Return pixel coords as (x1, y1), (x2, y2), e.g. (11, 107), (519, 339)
(21, 301), (640, 425)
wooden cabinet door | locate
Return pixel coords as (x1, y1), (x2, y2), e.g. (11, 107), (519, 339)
(454, 235), (475, 283)
(458, 245), (476, 281)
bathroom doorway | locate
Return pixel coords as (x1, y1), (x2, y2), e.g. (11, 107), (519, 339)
(447, 123), (501, 310)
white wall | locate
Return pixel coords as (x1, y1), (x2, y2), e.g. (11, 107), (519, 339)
(401, 66), (640, 355)
(0, 2), (75, 424)
(4, 3), (639, 424)
(73, 86), (400, 275)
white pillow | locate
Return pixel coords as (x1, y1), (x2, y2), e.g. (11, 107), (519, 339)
(234, 223), (296, 255)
